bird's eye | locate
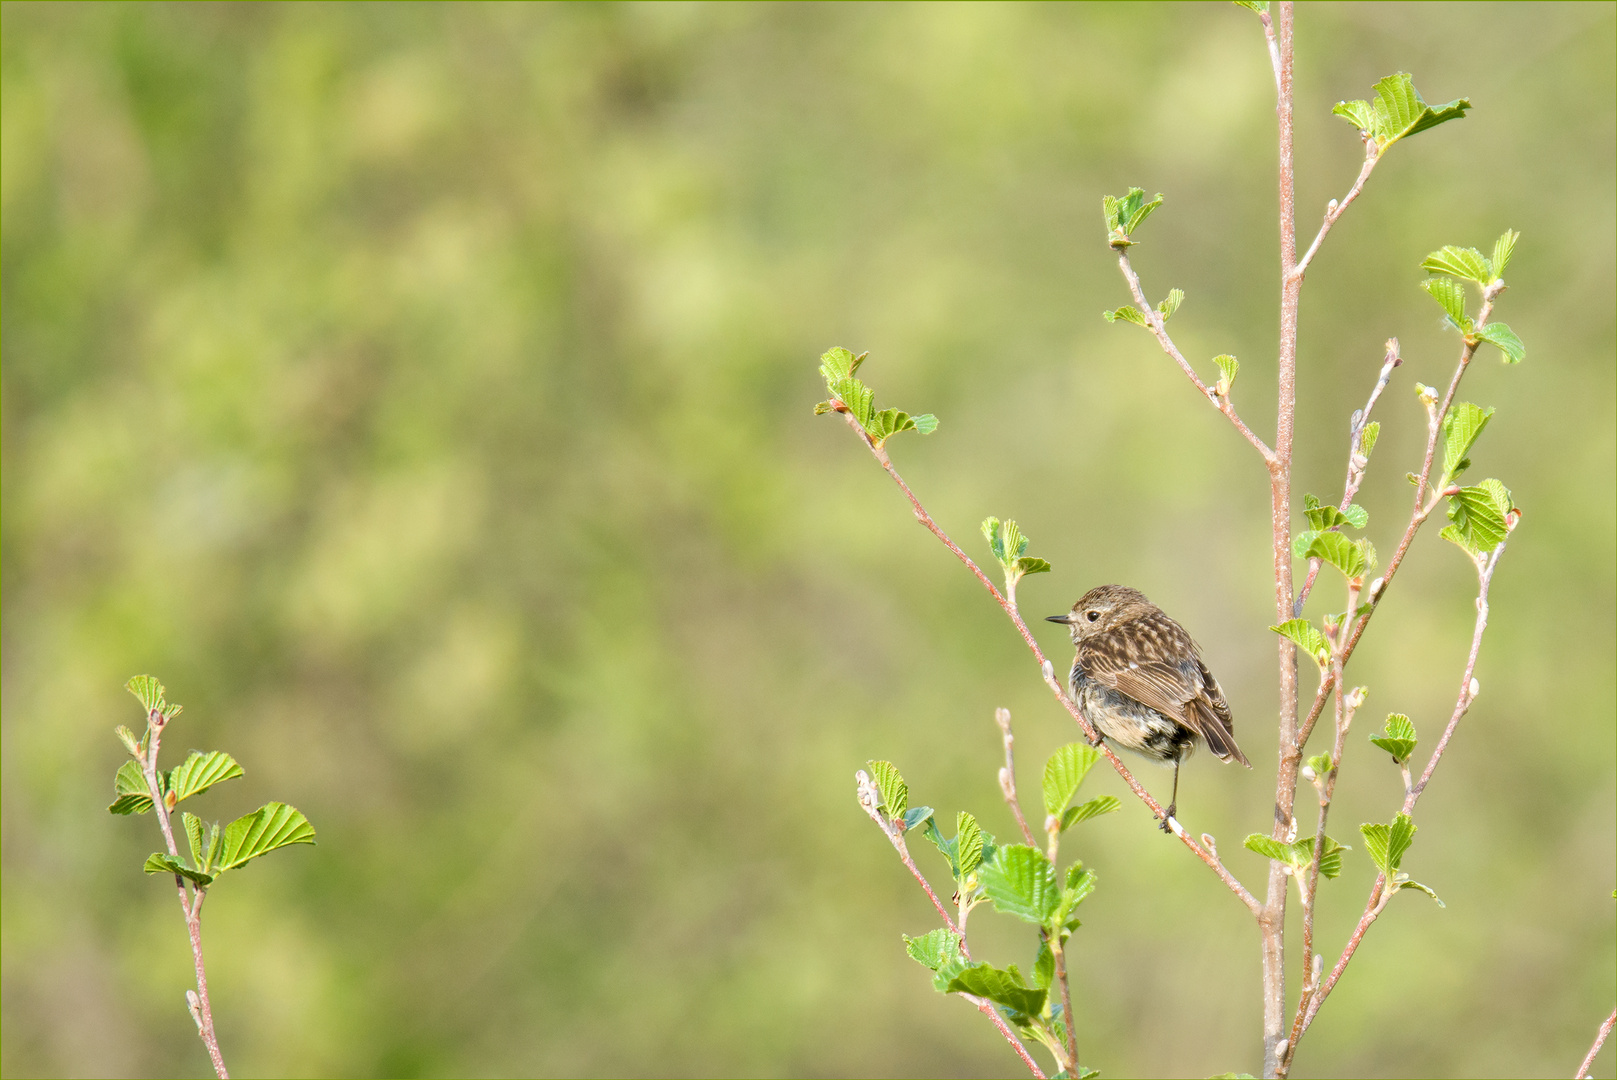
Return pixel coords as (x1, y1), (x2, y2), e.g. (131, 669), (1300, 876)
(1086, 610), (1100, 622)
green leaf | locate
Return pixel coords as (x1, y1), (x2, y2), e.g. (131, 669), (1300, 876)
(1307, 834), (1350, 880)
(818, 347), (862, 383)
(1015, 556), (1051, 576)
(182, 812), (206, 868)
(1360, 812), (1416, 876)
(1301, 493), (1370, 532)
(1212, 353), (1239, 395)
(1122, 190), (1164, 234)
(867, 761), (908, 821)
(904, 927), (968, 992)
(1291, 529), (1320, 560)
(1103, 305), (1149, 326)
(1033, 941), (1055, 990)
(213, 803), (316, 874)
(947, 963), (1047, 1018)
(1444, 480), (1512, 553)
(1304, 531), (1371, 579)
(1367, 73), (1471, 148)
(1062, 862), (1097, 914)
(125, 675), (167, 715)
(1042, 743), (1101, 817)
(1369, 713), (1418, 764)
(901, 806), (935, 833)
(167, 751), (244, 804)
(1234, 0), (1268, 11)
(1306, 753), (1334, 777)
(982, 517), (1006, 562)
(1003, 520), (1028, 561)
(1422, 245), (1491, 285)
(144, 853), (214, 888)
(1441, 403), (1494, 481)
(108, 760), (154, 815)
(911, 413), (939, 435)
(1490, 229), (1519, 281)
(1271, 619), (1328, 666)
(1474, 322), (1525, 363)
(980, 844), (1059, 925)
(1421, 276), (1471, 330)
(1397, 878), (1445, 906)
(1157, 288), (1184, 320)
(1245, 834), (1302, 867)
(956, 812), (984, 878)
(829, 376), (875, 430)
(903, 927), (957, 970)
(1361, 421), (1380, 459)
(115, 725), (142, 757)
(1331, 98), (1378, 137)
(1061, 796), (1121, 830)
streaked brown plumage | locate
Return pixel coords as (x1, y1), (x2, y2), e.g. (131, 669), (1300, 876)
(1046, 585), (1249, 829)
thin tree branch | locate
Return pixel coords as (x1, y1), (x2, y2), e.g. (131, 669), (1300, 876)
(138, 712), (229, 1080)
(1112, 249), (1276, 463)
(994, 708), (1037, 847)
(1294, 541), (1506, 1042)
(1294, 146), (1381, 279)
(1295, 339), (1402, 615)
(1283, 652), (1361, 1069)
(1576, 1008), (1616, 1080)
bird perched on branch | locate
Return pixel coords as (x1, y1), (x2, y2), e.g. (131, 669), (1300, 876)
(1046, 585), (1249, 830)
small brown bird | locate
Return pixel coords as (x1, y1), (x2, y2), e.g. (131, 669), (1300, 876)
(1046, 585), (1250, 829)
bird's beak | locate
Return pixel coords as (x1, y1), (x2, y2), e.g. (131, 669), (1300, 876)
(1045, 614), (1075, 625)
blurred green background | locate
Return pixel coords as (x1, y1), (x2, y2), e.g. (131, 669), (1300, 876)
(3, 3), (1612, 1077)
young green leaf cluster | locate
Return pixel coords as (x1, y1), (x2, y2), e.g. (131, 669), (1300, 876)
(1332, 73), (1470, 152)
(1244, 831), (1350, 883)
(981, 517), (1052, 598)
(1102, 187), (1163, 249)
(112, 679), (316, 886)
(814, 347), (938, 449)
(1360, 812), (1442, 906)
(1420, 231), (1525, 362)
(1368, 714), (1417, 765)
(870, 743), (1115, 1077)
(1292, 494), (1373, 577)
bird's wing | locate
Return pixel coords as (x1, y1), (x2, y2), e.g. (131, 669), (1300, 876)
(1076, 624), (1200, 724)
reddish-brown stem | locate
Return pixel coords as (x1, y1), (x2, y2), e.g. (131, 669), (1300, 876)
(139, 714), (229, 1080)
(1052, 940), (1079, 1073)
(1113, 249), (1275, 463)
(1577, 1008), (1617, 1080)
(1295, 287), (1500, 753)
(1294, 542), (1504, 1041)
(836, 409), (1263, 915)
(1282, 652), (1359, 1071)
(1294, 147), (1381, 279)
(994, 709), (1038, 847)
(1295, 340), (1402, 615)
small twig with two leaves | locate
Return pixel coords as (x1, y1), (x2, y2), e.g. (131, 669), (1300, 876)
(109, 676), (317, 1079)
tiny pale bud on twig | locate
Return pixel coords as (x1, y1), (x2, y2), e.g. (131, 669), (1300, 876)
(1469, 678), (1480, 698)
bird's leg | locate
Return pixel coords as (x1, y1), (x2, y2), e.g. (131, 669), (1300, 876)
(1159, 760), (1180, 833)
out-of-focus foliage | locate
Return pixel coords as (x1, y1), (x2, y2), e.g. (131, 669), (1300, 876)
(2, 4), (1611, 1077)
